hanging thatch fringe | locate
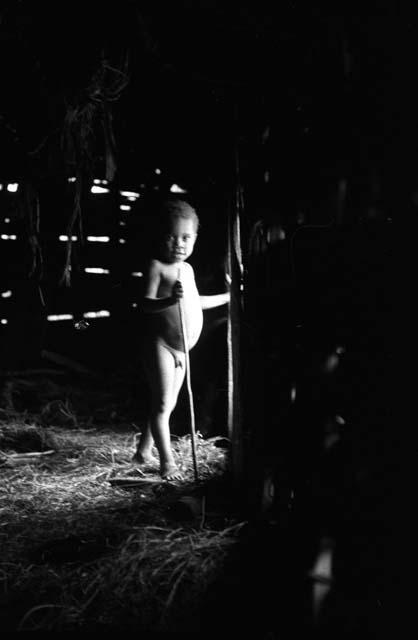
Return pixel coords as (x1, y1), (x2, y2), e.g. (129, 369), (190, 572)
(60, 57), (129, 284)
(102, 104), (117, 182)
(18, 180), (43, 281)
(60, 172), (83, 287)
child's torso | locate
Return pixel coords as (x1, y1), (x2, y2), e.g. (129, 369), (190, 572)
(146, 261), (203, 351)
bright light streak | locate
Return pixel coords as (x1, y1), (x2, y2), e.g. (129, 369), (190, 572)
(131, 272), (143, 277)
(94, 179), (109, 185)
(1, 234), (17, 240)
(119, 238), (126, 244)
(310, 538), (334, 621)
(7, 183), (18, 193)
(312, 547), (333, 579)
(131, 303), (138, 308)
(85, 268), (110, 274)
(120, 190), (140, 198)
(91, 186), (110, 194)
(127, 196), (137, 201)
(1, 319), (8, 325)
(1, 291), (12, 298)
(170, 184), (187, 193)
(0, 184), (3, 190)
(119, 221), (126, 226)
(87, 236), (110, 242)
(59, 235), (78, 241)
(155, 168), (161, 175)
(4, 218), (11, 223)
(47, 314), (74, 321)
(120, 205), (131, 211)
(68, 176), (76, 182)
(290, 386), (297, 403)
(83, 310), (110, 319)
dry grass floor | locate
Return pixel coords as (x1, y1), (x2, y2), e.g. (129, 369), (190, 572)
(0, 418), (244, 632)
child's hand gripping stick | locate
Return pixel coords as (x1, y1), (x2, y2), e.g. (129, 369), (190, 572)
(172, 279), (184, 302)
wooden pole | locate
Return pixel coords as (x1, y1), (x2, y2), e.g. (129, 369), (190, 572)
(227, 146), (244, 486)
(177, 268), (199, 482)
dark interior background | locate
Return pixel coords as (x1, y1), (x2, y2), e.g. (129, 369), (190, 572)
(0, 4), (400, 354)
(0, 3), (401, 633)
(0, 0), (398, 453)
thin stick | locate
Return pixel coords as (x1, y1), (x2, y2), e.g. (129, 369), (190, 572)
(177, 268), (199, 481)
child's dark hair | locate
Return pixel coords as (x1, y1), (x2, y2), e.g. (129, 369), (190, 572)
(158, 198), (199, 233)
(134, 196), (200, 260)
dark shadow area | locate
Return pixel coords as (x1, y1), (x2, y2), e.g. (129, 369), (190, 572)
(0, 4), (401, 634)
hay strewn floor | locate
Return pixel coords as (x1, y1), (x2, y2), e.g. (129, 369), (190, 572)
(0, 419), (243, 632)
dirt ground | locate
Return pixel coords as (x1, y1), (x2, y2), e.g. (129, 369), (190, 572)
(0, 367), (247, 633)
(1, 365), (396, 636)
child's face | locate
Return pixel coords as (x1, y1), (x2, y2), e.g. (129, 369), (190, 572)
(162, 218), (197, 264)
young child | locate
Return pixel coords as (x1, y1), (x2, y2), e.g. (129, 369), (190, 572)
(133, 198), (230, 481)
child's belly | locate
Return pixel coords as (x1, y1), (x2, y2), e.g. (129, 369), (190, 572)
(147, 296), (203, 352)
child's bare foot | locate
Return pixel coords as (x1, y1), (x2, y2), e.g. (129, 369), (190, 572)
(161, 462), (183, 481)
(132, 450), (159, 468)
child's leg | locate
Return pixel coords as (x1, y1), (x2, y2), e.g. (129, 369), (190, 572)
(133, 421), (158, 465)
(138, 341), (185, 479)
(133, 354), (158, 465)
(158, 357), (186, 479)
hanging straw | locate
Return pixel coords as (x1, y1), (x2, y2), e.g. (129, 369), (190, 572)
(177, 268), (199, 481)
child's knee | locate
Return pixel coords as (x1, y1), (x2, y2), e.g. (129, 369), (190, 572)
(151, 397), (172, 415)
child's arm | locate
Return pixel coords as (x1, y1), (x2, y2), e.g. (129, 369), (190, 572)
(200, 292), (230, 310)
(141, 260), (182, 313)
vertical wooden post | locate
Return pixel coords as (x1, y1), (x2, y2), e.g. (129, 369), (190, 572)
(177, 267), (199, 482)
(227, 163), (244, 486)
